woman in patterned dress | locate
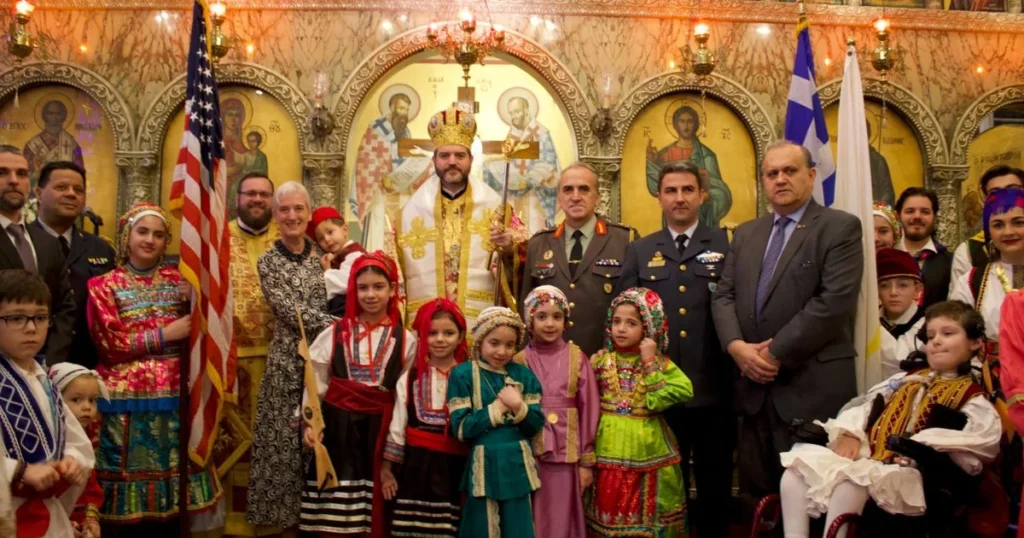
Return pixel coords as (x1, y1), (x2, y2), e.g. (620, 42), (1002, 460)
(87, 202), (222, 537)
(246, 182), (335, 533)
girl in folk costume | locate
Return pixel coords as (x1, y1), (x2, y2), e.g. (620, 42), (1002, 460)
(300, 251), (416, 536)
(49, 363), (109, 538)
(447, 306), (544, 538)
(515, 285), (599, 538)
(877, 248), (926, 379)
(381, 298), (470, 537)
(873, 201), (902, 251)
(0, 270), (92, 538)
(780, 301), (1002, 538)
(586, 287), (693, 538)
(86, 203), (221, 536)
(949, 188), (1024, 496)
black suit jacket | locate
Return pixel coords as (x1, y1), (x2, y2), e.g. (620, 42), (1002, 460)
(920, 243), (952, 310)
(34, 222), (116, 368)
(0, 221), (76, 364)
(617, 223), (731, 408)
(711, 200), (864, 424)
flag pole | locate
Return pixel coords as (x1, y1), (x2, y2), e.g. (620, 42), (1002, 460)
(179, 326), (190, 538)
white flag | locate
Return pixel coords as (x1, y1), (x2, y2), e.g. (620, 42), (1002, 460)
(834, 42), (882, 392)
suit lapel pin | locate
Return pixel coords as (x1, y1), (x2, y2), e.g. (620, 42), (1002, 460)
(543, 249), (553, 261)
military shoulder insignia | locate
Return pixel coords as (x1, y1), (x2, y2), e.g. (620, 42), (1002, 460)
(696, 251), (724, 264)
(595, 259), (621, 267)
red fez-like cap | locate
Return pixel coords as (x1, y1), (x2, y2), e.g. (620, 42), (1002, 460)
(876, 248), (921, 282)
(306, 206), (344, 239)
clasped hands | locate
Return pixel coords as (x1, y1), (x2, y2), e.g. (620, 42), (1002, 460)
(493, 385), (524, 415)
(21, 456), (87, 491)
(728, 339), (780, 384)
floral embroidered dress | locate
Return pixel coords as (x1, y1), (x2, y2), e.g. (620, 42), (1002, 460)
(246, 238), (334, 528)
(87, 263), (221, 523)
(586, 288), (693, 538)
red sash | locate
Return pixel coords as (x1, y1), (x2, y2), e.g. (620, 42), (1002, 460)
(324, 376), (393, 538)
(405, 427), (470, 456)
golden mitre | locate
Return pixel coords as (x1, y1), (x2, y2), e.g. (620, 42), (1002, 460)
(427, 106), (477, 149)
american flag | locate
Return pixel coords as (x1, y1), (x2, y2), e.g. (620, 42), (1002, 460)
(169, 0), (234, 467)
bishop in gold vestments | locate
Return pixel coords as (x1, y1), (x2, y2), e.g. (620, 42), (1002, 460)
(217, 218), (279, 537)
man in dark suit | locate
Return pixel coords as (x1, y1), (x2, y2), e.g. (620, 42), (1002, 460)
(520, 162), (636, 355)
(617, 160), (733, 538)
(895, 187), (951, 310)
(712, 141), (864, 515)
(34, 161), (116, 368)
(0, 145), (75, 364)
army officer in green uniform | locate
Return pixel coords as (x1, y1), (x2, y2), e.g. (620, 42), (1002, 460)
(519, 162), (637, 355)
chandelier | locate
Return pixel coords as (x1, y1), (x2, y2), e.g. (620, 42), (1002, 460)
(426, 11), (505, 87)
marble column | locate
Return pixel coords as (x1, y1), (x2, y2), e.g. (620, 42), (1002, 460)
(114, 151), (158, 216)
(302, 153), (346, 208)
(929, 164), (969, 247)
(580, 156), (622, 223)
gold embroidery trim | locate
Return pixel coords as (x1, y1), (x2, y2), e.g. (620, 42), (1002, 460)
(448, 397), (471, 411)
(400, 215), (440, 260)
(471, 361), (483, 410)
(486, 498), (500, 538)
(566, 407), (579, 463)
(568, 343), (581, 397)
(520, 439), (541, 490)
(488, 402), (505, 427)
(472, 445), (486, 497)
(1008, 393), (1024, 406)
(466, 289), (496, 302)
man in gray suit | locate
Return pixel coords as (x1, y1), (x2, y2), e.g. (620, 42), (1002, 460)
(617, 161), (733, 538)
(520, 162), (636, 355)
(711, 140), (864, 514)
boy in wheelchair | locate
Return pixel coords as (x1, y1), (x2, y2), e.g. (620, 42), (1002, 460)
(777, 301), (1003, 538)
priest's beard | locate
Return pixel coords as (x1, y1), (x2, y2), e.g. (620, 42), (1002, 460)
(238, 201), (273, 231)
(437, 165), (469, 195)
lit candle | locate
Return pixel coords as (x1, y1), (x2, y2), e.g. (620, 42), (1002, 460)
(427, 22), (438, 39)
(15, 0), (35, 16)
(601, 73), (613, 108)
(494, 24), (504, 38)
(873, 18), (890, 33)
(209, 1), (226, 18)
(694, 22), (710, 37)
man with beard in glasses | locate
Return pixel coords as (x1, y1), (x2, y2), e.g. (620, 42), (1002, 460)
(387, 107), (529, 330)
(895, 186), (951, 309)
(0, 145), (75, 364)
(219, 171), (281, 537)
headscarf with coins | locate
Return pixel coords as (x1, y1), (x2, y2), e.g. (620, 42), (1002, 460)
(117, 202), (170, 266)
(873, 201), (902, 246)
(470, 306), (526, 361)
(522, 285), (570, 332)
(605, 287), (669, 354)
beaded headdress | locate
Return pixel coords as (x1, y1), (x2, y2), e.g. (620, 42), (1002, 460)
(522, 285), (570, 331)
(469, 306), (525, 360)
(604, 287), (669, 354)
(49, 363), (109, 400)
(872, 201), (902, 245)
(117, 202), (169, 266)
(427, 106), (477, 150)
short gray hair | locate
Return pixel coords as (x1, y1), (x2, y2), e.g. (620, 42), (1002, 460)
(559, 161), (598, 188)
(272, 181), (311, 209)
(765, 139), (814, 169)
(657, 161), (706, 192)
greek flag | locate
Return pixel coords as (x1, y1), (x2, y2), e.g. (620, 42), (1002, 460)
(785, 18), (835, 207)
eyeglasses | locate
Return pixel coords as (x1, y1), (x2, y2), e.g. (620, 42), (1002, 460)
(239, 191), (273, 199)
(0, 314), (53, 330)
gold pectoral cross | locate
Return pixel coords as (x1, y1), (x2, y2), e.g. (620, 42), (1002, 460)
(402, 216), (439, 259)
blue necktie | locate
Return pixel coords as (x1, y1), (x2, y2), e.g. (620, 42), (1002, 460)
(756, 217), (791, 317)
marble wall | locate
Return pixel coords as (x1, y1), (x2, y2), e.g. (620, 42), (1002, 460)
(2, 0), (1023, 243)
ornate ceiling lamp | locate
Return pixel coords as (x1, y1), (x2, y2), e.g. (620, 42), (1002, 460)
(8, 0), (36, 62)
(209, 1), (233, 62)
(691, 22), (717, 79)
(426, 7), (504, 112)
